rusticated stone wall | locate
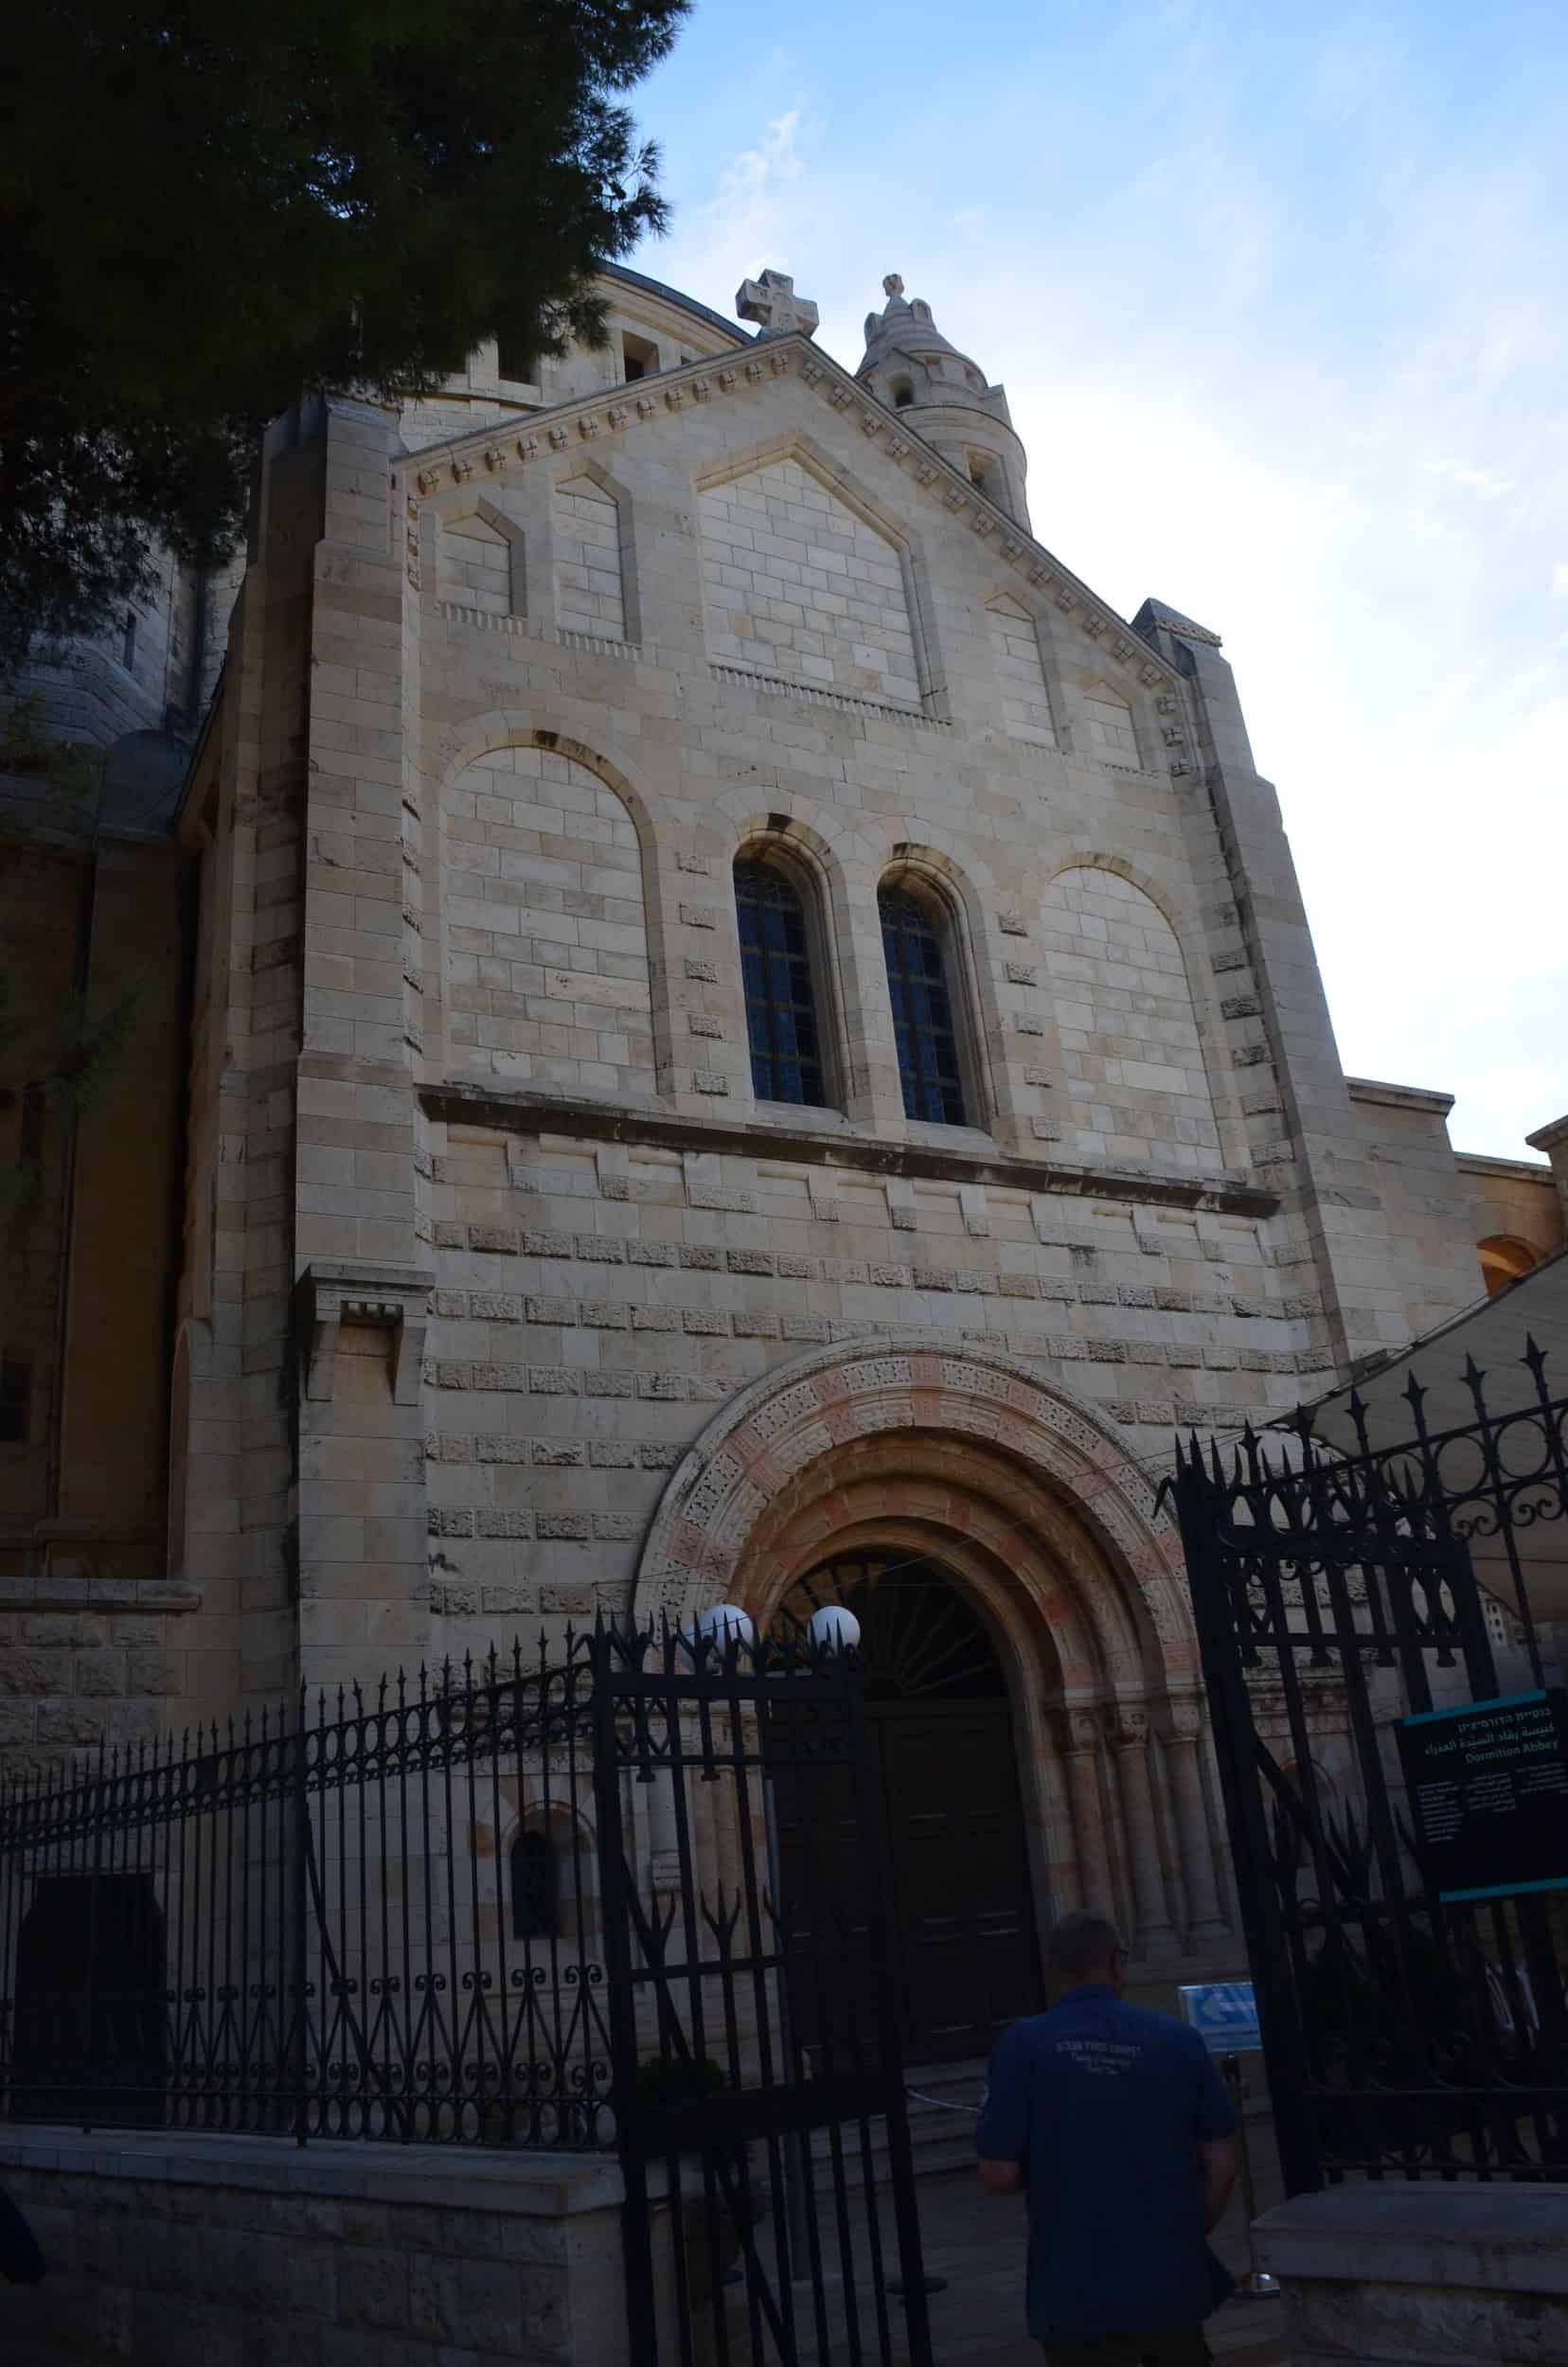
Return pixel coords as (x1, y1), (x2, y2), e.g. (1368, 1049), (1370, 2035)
(0, 2128), (629, 2367)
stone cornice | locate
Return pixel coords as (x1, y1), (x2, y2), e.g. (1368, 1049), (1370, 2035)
(1458, 1150), (1555, 1182)
(0, 1575), (201, 1613)
(1345, 1077), (1456, 1117)
(419, 1083), (1279, 1219)
(399, 337), (1182, 695)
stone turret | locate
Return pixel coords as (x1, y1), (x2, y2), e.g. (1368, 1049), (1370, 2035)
(856, 273), (1030, 529)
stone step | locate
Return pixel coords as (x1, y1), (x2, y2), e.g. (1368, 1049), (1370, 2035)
(801, 2059), (986, 2193)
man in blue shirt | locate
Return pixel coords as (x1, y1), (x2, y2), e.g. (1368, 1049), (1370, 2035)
(976, 1911), (1238, 2366)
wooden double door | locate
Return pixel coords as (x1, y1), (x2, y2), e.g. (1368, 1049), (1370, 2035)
(774, 1557), (1044, 2066)
(866, 1695), (1043, 2061)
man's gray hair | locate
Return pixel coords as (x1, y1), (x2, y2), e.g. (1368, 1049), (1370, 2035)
(1044, 1910), (1123, 1984)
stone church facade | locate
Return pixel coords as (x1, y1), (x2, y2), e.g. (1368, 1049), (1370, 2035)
(3, 261), (1564, 2009)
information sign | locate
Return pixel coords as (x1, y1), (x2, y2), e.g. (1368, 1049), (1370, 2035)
(1177, 1980), (1260, 2055)
(1397, 1687), (1568, 1905)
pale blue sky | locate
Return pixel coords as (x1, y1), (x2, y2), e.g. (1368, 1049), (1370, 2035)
(630, 0), (1567, 1157)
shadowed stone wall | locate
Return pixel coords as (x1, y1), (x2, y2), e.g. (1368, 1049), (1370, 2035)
(0, 2129), (629, 2367)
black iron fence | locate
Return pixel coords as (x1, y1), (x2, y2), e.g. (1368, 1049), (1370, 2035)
(595, 1626), (932, 2367)
(0, 1637), (609, 2144)
(1168, 1338), (1568, 2192)
(0, 1619), (934, 2365)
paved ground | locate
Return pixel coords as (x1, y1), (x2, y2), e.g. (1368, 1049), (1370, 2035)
(710, 2104), (1291, 2365)
(902, 2108), (1289, 2367)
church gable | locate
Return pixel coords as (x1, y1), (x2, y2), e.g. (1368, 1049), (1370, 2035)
(405, 333), (1185, 747)
(698, 452), (920, 706)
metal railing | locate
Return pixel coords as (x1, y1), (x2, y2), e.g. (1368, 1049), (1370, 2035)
(0, 1637), (610, 2145)
(1167, 1336), (1568, 2189)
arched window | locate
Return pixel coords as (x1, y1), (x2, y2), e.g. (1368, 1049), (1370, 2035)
(879, 885), (967, 1125)
(891, 377), (914, 409)
(510, 1831), (556, 1943)
(735, 859), (827, 1106)
(1478, 1236), (1539, 1298)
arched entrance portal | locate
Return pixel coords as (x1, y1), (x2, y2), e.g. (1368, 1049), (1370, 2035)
(781, 1554), (1045, 2061)
(635, 1339), (1226, 2018)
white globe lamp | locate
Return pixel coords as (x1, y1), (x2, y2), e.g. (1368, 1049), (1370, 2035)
(695, 1603), (755, 1653)
(807, 1603), (862, 1655)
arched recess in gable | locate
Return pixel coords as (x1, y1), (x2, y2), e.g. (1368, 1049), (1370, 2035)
(436, 495), (523, 618)
(429, 718), (670, 1101)
(1040, 860), (1225, 1175)
(1077, 675), (1143, 771)
(985, 591), (1058, 748)
(551, 460), (637, 644)
(695, 435), (933, 709)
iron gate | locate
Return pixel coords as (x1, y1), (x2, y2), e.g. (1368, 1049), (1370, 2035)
(593, 1624), (934, 2367)
(1168, 1345), (1568, 2193)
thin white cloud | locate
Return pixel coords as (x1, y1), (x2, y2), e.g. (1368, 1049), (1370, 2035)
(650, 109), (811, 307)
(713, 108), (804, 221)
(1425, 459), (1517, 498)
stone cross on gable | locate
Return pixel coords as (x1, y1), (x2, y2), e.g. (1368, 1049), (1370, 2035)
(735, 269), (820, 339)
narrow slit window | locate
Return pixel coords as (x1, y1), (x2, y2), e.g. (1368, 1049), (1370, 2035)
(18, 1085), (44, 1167)
(880, 886), (967, 1126)
(510, 1831), (556, 1942)
(496, 334), (537, 385)
(736, 861), (827, 1107)
(621, 331), (658, 384)
(0, 1358), (29, 1446)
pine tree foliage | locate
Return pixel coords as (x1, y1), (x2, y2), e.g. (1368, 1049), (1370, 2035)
(0, 0), (688, 669)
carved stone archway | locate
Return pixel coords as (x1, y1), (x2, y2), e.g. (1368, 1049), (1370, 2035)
(633, 1339), (1228, 1961)
(633, 1334), (1192, 1665)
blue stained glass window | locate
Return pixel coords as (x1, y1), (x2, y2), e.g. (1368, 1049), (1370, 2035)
(880, 886), (967, 1125)
(736, 861), (827, 1107)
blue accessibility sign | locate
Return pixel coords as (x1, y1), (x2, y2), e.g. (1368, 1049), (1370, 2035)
(1177, 1981), (1261, 2054)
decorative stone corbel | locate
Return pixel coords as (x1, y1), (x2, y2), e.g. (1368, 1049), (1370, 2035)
(298, 1261), (434, 1407)
(883, 1178), (918, 1232)
(958, 1184), (989, 1239)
